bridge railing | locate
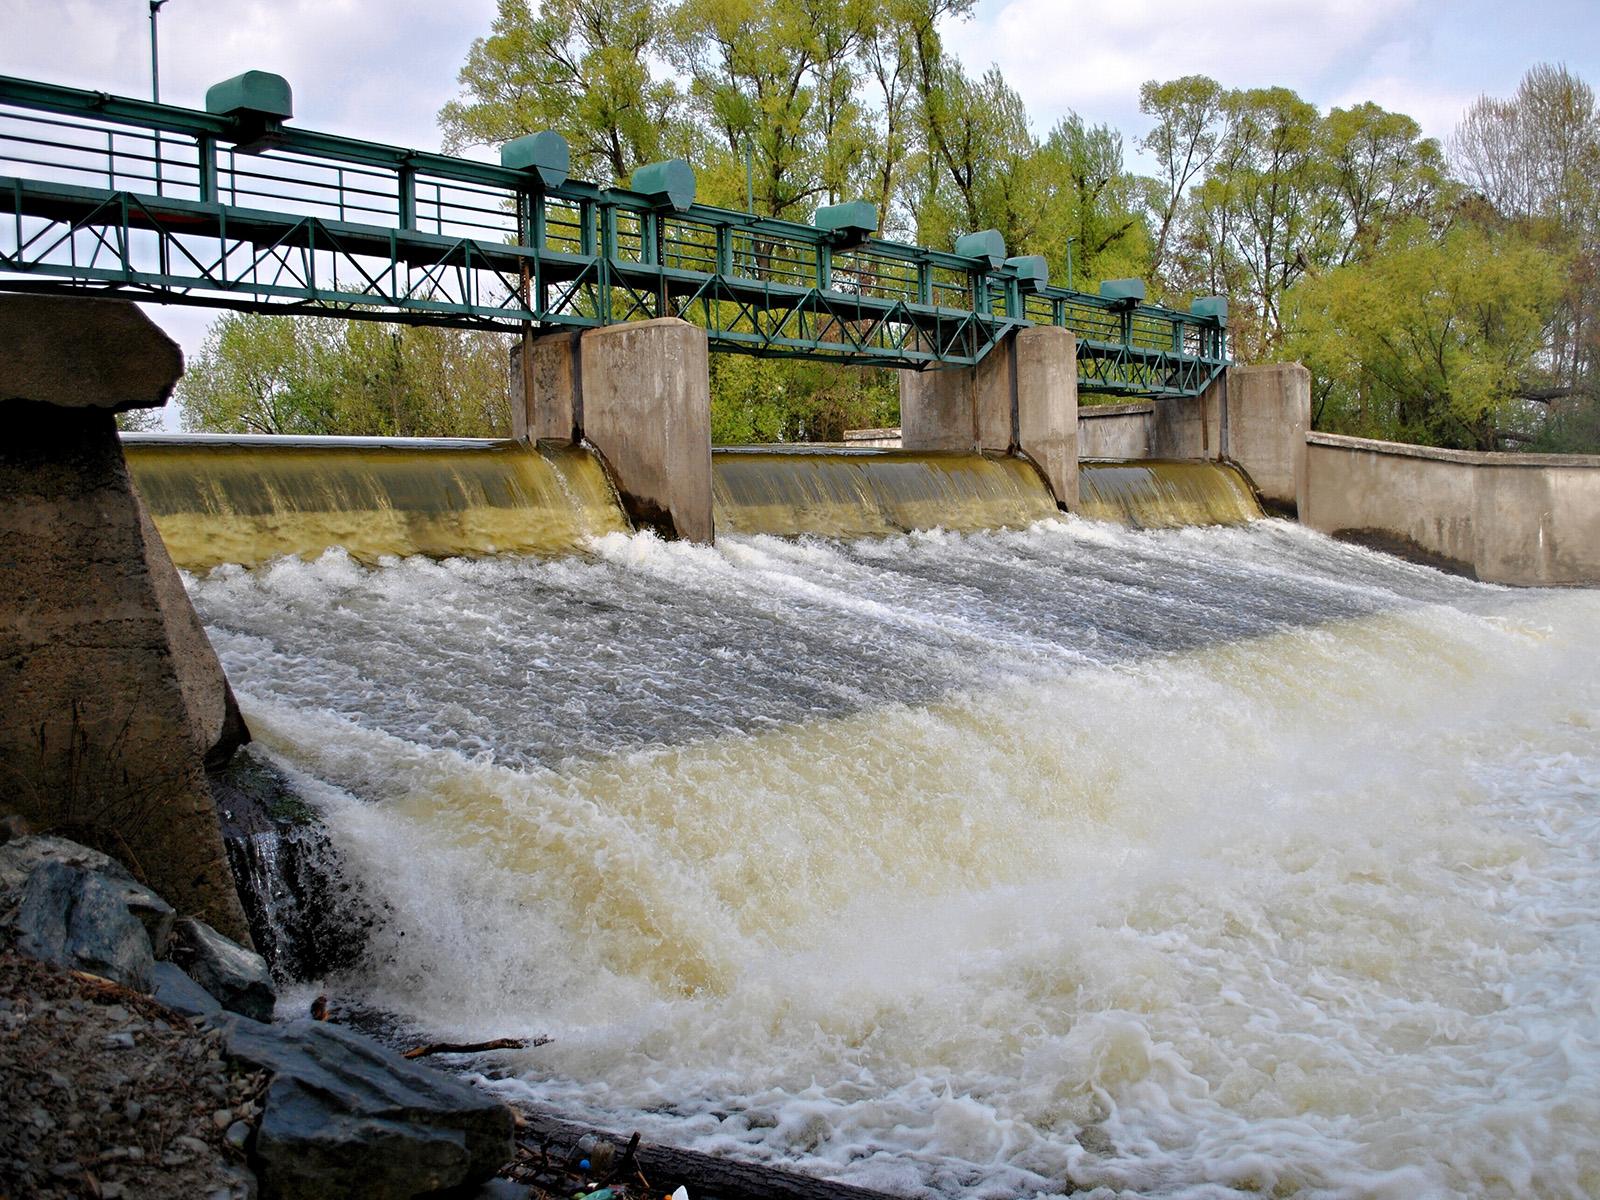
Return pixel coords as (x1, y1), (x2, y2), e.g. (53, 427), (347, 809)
(0, 74), (1227, 394)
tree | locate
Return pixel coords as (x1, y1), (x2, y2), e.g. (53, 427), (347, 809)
(1138, 75), (1225, 286)
(439, 0), (680, 185)
(1453, 64), (1599, 434)
(1287, 216), (1565, 450)
(179, 314), (513, 438)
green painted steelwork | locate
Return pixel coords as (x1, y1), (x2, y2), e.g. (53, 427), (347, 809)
(0, 74), (1227, 392)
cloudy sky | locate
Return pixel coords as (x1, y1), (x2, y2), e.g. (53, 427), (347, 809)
(1, 0), (1596, 372)
(4, 0), (1596, 153)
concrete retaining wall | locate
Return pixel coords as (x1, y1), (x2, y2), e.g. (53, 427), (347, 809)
(1301, 432), (1600, 586)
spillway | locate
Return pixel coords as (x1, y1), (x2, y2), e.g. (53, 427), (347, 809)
(123, 435), (629, 569)
(712, 447), (1060, 537)
(181, 514), (1600, 1199)
(1078, 459), (1263, 528)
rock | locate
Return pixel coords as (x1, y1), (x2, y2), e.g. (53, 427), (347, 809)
(171, 917), (275, 1022)
(472, 1180), (530, 1199)
(218, 1016), (514, 1200)
(0, 833), (177, 955)
(152, 961), (223, 1019)
(15, 861), (155, 991)
(0, 834), (133, 891)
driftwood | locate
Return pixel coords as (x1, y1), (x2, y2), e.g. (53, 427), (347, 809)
(516, 1108), (906, 1200)
(402, 1036), (546, 1060)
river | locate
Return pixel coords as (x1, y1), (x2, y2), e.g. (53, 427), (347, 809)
(186, 517), (1600, 1199)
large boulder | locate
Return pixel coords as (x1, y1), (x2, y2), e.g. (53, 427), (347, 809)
(151, 959), (224, 1019)
(0, 834), (175, 955)
(171, 916), (276, 1022)
(14, 860), (155, 991)
(219, 1017), (516, 1199)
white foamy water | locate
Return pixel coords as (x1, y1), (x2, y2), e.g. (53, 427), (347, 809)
(187, 519), (1600, 1199)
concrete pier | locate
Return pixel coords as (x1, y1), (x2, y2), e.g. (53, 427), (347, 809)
(510, 319), (714, 542)
(0, 295), (251, 941)
(899, 328), (1080, 509)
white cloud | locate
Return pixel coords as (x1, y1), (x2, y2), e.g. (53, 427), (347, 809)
(945, 0), (1434, 139)
(0, 0), (496, 149)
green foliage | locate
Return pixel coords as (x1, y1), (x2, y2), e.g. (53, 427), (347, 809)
(439, 0), (681, 185)
(1287, 217), (1566, 450)
(709, 356), (897, 443)
(179, 314), (513, 438)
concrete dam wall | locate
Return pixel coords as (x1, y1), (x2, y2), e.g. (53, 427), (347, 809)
(125, 437), (1267, 570)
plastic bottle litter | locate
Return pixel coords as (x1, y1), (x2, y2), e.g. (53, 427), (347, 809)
(575, 1134), (617, 1175)
(670, 1188), (689, 1200)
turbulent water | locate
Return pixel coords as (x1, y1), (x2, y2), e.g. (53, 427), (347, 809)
(184, 518), (1600, 1199)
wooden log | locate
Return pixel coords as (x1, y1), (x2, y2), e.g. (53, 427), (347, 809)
(516, 1108), (907, 1200)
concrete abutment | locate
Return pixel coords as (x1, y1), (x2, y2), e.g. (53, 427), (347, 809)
(0, 295), (252, 943)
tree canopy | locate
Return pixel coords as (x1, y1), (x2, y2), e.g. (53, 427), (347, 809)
(179, 7), (1600, 455)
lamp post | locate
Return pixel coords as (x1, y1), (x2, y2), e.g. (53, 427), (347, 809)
(149, 0), (168, 102)
(149, 0), (169, 194)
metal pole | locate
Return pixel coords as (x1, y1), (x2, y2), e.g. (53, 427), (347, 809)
(1065, 237), (1076, 291)
(743, 138), (754, 215)
(149, 1), (167, 194)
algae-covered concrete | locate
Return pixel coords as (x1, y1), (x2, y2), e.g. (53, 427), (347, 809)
(1301, 432), (1600, 586)
(579, 318), (713, 543)
(0, 297), (251, 940)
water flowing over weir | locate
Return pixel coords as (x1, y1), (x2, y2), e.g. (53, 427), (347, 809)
(124, 435), (629, 568)
(712, 448), (1061, 538)
(175, 512), (1600, 1200)
(1078, 461), (1263, 529)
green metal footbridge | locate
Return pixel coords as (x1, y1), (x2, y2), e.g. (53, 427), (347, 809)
(0, 72), (1228, 397)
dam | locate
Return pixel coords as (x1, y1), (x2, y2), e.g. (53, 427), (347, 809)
(2, 68), (1597, 1194)
(180, 511), (1600, 1199)
(114, 419), (1600, 1197)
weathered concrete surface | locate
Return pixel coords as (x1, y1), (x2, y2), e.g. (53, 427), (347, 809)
(1014, 327), (1079, 510)
(900, 363), (977, 452)
(0, 297), (251, 940)
(899, 330), (1079, 508)
(1077, 402), (1153, 459)
(1301, 431), (1600, 586)
(510, 329), (582, 444)
(579, 318), (713, 542)
(1227, 363), (1309, 513)
(0, 294), (183, 411)
(1149, 374), (1222, 460)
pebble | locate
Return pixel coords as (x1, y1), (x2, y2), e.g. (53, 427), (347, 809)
(104, 1031), (136, 1050)
(123, 1101), (143, 1124)
(225, 1120), (250, 1152)
(103, 1005), (131, 1022)
(172, 1135), (211, 1155)
(101, 1185), (125, 1199)
(212, 1108), (233, 1130)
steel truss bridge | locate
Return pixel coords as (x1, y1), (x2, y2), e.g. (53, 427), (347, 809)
(0, 74), (1228, 397)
